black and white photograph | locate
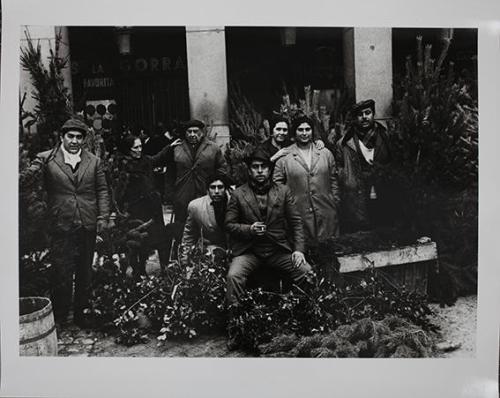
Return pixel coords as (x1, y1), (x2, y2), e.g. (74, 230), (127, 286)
(2, 0), (500, 397)
(17, 24), (479, 359)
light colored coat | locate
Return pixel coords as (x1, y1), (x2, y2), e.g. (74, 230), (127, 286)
(180, 194), (227, 250)
(273, 144), (340, 245)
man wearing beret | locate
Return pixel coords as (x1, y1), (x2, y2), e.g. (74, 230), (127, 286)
(25, 116), (110, 327)
(336, 99), (392, 232)
(166, 119), (228, 223)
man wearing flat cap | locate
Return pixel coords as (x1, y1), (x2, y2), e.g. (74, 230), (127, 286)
(336, 99), (392, 232)
(166, 119), (228, 223)
(224, 149), (312, 333)
(24, 116), (110, 327)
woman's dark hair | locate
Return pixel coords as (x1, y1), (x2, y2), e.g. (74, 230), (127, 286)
(291, 115), (314, 136)
(269, 115), (290, 133)
(119, 134), (141, 155)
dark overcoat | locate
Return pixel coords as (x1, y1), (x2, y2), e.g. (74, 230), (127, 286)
(116, 149), (174, 246)
(169, 138), (227, 220)
(335, 121), (391, 231)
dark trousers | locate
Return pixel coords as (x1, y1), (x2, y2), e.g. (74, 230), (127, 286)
(226, 251), (312, 304)
(173, 202), (188, 224)
(128, 194), (169, 274)
(128, 244), (169, 276)
(49, 227), (96, 323)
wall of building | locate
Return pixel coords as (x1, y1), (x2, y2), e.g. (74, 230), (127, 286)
(186, 27), (230, 146)
(20, 26), (73, 133)
(344, 27), (393, 119)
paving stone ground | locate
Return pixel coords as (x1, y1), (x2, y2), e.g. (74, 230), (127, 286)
(429, 295), (477, 358)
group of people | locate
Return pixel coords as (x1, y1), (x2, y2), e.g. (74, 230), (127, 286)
(26, 98), (392, 340)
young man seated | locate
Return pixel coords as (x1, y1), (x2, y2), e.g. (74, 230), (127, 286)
(224, 148), (312, 305)
(179, 173), (230, 266)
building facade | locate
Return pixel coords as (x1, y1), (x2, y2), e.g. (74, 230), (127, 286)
(20, 26), (477, 147)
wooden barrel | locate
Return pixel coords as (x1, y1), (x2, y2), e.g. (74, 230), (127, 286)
(19, 297), (58, 356)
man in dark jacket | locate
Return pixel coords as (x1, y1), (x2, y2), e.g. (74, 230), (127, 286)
(336, 99), (392, 232)
(224, 148), (311, 305)
(166, 119), (228, 223)
(25, 116), (110, 327)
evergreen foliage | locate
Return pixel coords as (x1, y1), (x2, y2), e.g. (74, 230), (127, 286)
(388, 35), (478, 301)
(86, 244), (436, 354)
(20, 30), (72, 153)
(19, 31), (73, 297)
(259, 316), (435, 358)
(391, 35), (478, 190)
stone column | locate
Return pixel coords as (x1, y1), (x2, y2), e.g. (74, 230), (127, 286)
(185, 26), (230, 147)
(20, 26), (74, 133)
(56, 26), (73, 109)
(343, 27), (393, 119)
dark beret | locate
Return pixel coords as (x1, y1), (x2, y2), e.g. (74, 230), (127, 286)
(352, 99), (375, 115)
(183, 119), (205, 130)
(60, 116), (89, 136)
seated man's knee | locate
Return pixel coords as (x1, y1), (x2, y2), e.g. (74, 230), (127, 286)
(227, 260), (245, 282)
(227, 255), (257, 285)
(226, 267), (240, 282)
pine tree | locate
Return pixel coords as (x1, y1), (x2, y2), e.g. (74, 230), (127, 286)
(19, 30), (73, 296)
(20, 30), (72, 155)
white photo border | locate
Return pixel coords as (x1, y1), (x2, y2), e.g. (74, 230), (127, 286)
(1, 0), (499, 397)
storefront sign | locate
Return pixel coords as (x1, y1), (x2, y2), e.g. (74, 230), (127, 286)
(83, 77), (115, 88)
(119, 56), (186, 73)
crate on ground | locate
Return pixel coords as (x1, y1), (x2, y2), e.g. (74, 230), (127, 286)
(337, 241), (438, 294)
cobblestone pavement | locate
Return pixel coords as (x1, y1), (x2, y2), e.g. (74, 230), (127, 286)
(57, 325), (100, 357)
(56, 205), (477, 358)
(56, 295), (477, 358)
(57, 326), (245, 357)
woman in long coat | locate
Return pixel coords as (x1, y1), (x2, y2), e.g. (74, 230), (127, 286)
(273, 116), (340, 246)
